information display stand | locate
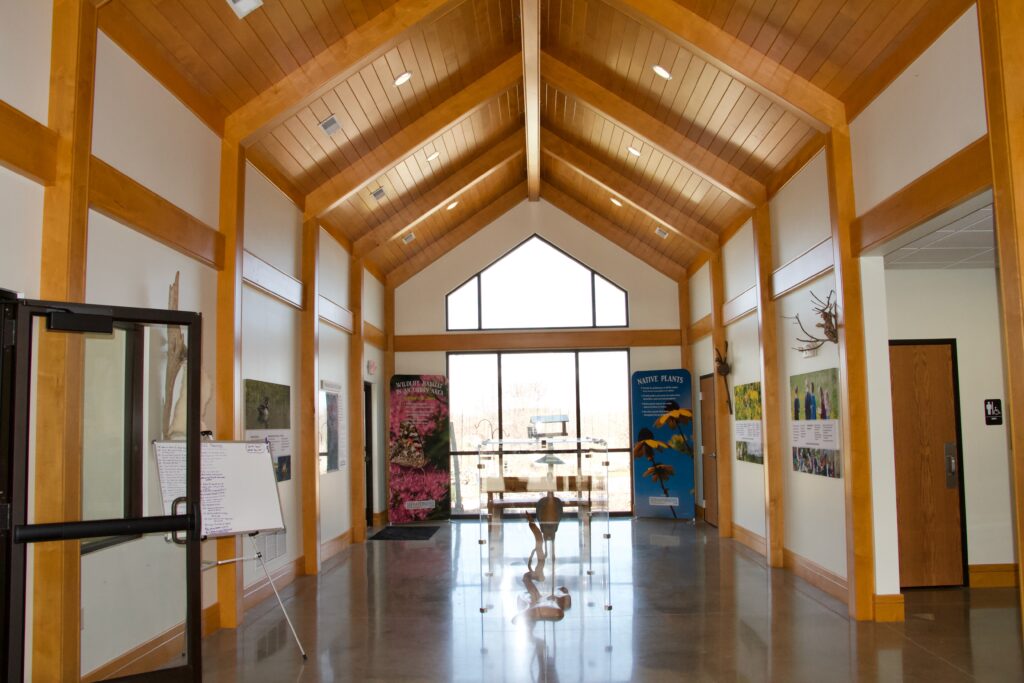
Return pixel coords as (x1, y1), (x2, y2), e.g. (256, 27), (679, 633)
(154, 440), (306, 659)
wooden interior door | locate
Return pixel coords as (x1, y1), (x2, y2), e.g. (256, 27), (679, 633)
(700, 374), (719, 527)
(890, 342), (965, 587)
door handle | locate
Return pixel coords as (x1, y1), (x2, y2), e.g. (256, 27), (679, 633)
(708, 452), (716, 459)
(171, 496), (188, 545)
(944, 443), (958, 489)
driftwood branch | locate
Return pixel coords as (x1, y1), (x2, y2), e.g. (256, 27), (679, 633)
(787, 290), (839, 352)
(163, 272), (187, 439)
(714, 341), (733, 415)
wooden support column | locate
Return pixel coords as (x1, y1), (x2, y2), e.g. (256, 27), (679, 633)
(300, 218), (321, 574)
(215, 138), (245, 628)
(752, 204), (785, 567)
(349, 260), (367, 542)
(33, 1), (96, 678)
(383, 285), (395, 514)
(709, 252), (733, 537)
(978, 0), (1024, 637)
(678, 279), (691, 369)
(824, 126), (875, 620)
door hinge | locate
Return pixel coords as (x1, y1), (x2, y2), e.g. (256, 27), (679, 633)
(2, 318), (14, 349)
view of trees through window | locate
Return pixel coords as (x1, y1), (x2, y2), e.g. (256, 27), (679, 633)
(448, 350), (632, 514)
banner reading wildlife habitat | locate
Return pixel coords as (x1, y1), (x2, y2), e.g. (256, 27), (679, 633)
(630, 370), (695, 519)
(388, 375), (451, 523)
(789, 368), (842, 478)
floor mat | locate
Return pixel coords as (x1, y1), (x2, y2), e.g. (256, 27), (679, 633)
(369, 526), (440, 541)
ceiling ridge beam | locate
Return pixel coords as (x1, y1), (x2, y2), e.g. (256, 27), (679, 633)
(542, 52), (765, 207)
(521, 0), (540, 200)
(608, 0), (845, 132)
(305, 53), (522, 219)
(541, 128), (718, 253)
(540, 182), (687, 281)
(224, 0), (459, 144)
(354, 130), (525, 259)
(386, 180), (528, 287)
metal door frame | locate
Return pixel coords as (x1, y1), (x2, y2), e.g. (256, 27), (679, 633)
(0, 290), (203, 681)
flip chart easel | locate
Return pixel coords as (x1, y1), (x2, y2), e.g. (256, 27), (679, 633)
(154, 440), (307, 660)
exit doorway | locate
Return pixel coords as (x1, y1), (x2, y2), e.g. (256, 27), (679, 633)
(700, 373), (719, 527)
(364, 382), (374, 528)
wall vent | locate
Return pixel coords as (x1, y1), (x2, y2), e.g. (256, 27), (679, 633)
(227, 0), (263, 20)
(402, 232), (416, 245)
(654, 226), (669, 239)
(319, 114), (341, 136)
(370, 187), (387, 201)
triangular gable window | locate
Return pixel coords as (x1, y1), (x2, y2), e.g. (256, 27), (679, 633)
(446, 235), (628, 330)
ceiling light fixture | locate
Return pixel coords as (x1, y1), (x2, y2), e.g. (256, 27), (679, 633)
(227, 0), (263, 20)
(610, 197), (623, 207)
(627, 146), (642, 157)
(402, 232), (416, 245)
(447, 201), (460, 211)
(394, 71), (413, 86)
(655, 226), (669, 239)
(319, 114), (341, 136)
(426, 151), (440, 162)
(652, 65), (673, 80)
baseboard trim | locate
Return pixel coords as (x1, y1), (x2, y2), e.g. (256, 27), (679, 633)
(783, 548), (848, 601)
(694, 505), (705, 521)
(873, 593), (905, 622)
(243, 555), (305, 611)
(732, 523), (767, 556)
(321, 530), (352, 562)
(82, 604), (220, 682)
(372, 511), (387, 527)
(969, 563), (1019, 587)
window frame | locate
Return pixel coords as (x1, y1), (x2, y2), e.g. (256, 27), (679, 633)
(444, 234), (629, 332)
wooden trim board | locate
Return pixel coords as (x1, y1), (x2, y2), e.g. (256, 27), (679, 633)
(0, 98), (58, 184)
(722, 286), (757, 325)
(242, 250), (303, 309)
(732, 523), (767, 557)
(688, 314), (712, 341)
(395, 329), (681, 352)
(319, 294), (354, 333)
(784, 548), (849, 602)
(364, 321), (387, 350)
(321, 530), (353, 562)
(969, 563), (1019, 587)
(372, 511), (388, 527)
(771, 238), (834, 300)
(873, 594), (906, 622)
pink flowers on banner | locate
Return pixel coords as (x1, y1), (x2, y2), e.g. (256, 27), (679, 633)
(388, 463), (450, 524)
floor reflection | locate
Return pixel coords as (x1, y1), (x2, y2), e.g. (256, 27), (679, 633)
(201, 519), (1023, 682)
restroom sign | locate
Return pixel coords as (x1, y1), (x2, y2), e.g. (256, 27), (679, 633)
(985, 399), (1003, 426)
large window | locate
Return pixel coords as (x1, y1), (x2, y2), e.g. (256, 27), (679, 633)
(446, 235), (628, 330)
(448, 350), (632, 513)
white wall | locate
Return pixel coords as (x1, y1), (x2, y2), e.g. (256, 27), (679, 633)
(850, 6), (986, 214)
(722, 221), (754, 299)
(689, 262), (711, 322)
(770, 151), (830, 268)
(0, 0), (52, 123)
(688, 266), (713, 505)
(0, 167), (44, 297)
(245, 163), (301, 277)
(885, 268), (1014, 565)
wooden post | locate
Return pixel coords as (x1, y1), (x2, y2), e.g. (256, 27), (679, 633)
(349, 259), (367, 542)
(33, 1), (97, 677)
(752, 204), (785, 568)
(977, 0), (1024, 637)
(709, 251), (733, 537)
(215, 138), (246, 628)
(824, 126), (875, 620)
(300, 218), (321, 574)
(383, 285), (395, 518)
(678, 279), (691, 369)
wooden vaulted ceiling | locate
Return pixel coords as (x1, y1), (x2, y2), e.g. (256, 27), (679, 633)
(97, 0), (972, 284)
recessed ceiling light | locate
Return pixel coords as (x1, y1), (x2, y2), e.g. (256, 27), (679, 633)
(402, 232), (416, 245)
(654, 226), (669, 239)
(610, 197), (623, 207)
(227, 0), (263, 20)
(319, 114), (341, 136)
(447, 201), (459, 211)
(627, 146), (641, 157)
(394, 71), (413, 86)
(425, 151), (440, 162)
(653, 65), (673, 80)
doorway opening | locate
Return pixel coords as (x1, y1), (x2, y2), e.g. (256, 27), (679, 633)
(699, 373), (719, 527)
(364, 381), (374, 528)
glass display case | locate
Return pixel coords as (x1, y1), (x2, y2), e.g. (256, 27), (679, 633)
(475, 437), (612, 624)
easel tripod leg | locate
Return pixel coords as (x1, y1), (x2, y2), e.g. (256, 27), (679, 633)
(248, 535), (308, 660)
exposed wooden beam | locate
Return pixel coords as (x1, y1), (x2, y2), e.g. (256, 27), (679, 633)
(522, 0), (540, 200)
(364, 321), (387, 350)
(540, 183), (688, 281)
(300, 218), (321, 575)
(978, 0), (1024, 638)
(853, 135), (991, 254)
(214, 139), (246, 629)
(609, 0), (845, 131)
(305, 53), (521, 218)
(395, 328), (682, 352)
(752, 204), (784, 568)
(767, 133), (826, 199)
(709, 251), (733, 539)
(688, 313), (712, 341)
(247, 153), (306, 210)
(225, 0), (457, 143)
(721, 286), (756, 325)
(88, 156), (225, 268)
(0, 99), (58, 184)
(825, 125), (875, 621)
(241, 250), (303, 309)
(542, 128), (718, 253)
(33, 2), (96, 678)
(319, 294), (354, 333)
(383, 285), (396, 522)
(771, 237), (834, 300)
(353, 131), (524, 259)
(96, 0), (227, 135)
(387, 181), (527, 287)
(678, 278), (690, 368)
(542, 53), (765, 206)
(348, 260), (367, 542)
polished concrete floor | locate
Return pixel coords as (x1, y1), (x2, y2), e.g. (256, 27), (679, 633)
(201, 519), (1023, 682)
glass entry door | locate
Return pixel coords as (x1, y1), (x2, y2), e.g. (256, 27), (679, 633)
(0, 293), (203, 682)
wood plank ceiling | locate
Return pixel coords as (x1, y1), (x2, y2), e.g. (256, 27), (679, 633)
(97, 0), (973, 282)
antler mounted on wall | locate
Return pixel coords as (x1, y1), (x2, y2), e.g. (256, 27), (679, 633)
(714, 341), (733, 415)
(788, 290), (839, 352)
